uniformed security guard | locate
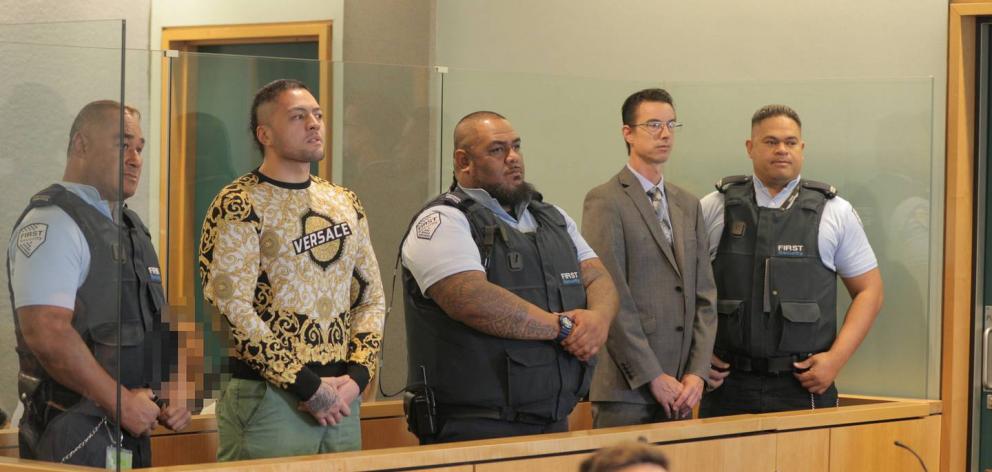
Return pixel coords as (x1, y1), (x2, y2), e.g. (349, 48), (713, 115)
(6, 101), (190, 467)
(401, 111), (618, 443)
(698, 104), (884, 416)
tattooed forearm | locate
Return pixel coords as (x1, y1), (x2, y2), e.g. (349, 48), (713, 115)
(304, 383), (338, 414)
(481, 302), (558, 340)
(428, 271), (558, 340)
(580, 260), (607, 286)
(580, 258), (619, 321)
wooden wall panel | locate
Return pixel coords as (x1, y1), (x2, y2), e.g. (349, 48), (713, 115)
(658, 435), (776, 472)
(829, 417), (939, 471)
(151, 432), (219, 467)
(361, 417), (419, 450)
(776, 429), (829, 472)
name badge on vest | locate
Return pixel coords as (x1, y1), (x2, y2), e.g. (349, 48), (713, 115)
(560, 271), (581, 286)
(776, 244), (805, 257)
(730, 221), (746, 238)
(507, 252), (523, 271)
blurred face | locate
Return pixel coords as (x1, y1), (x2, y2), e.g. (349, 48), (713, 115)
(456, 117), (529, 205)
(81, 110), (144, 200)
(617, 464), (668, 472)
(623, 100), (676, 165)
(747, 115), (804, 190)
(257, 88), (325, 163)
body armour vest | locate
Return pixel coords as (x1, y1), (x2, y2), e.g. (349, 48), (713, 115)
(402, 189), (592, 422)
(6, 185), (166, 411)
(712, 176), (838, 359)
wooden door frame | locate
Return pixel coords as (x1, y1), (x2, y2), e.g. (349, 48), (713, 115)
(159, 21), (332, 310)
(945, 3), (992, 471)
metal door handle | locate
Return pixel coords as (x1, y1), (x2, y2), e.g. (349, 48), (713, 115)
(984, 326), (992, 389)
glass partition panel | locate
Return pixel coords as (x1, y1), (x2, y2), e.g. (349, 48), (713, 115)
(337, 62), (441, 399)
(441, 69), (934, 399)
(0, 19), (130, 467)
(162, 54), (440, 410)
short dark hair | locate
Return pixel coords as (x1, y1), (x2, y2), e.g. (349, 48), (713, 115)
(67, 100), (140, 158)
(580, 442), (670, 472)
(751, 104), (802, 128)
(621, 88), (674, 153)
(249, 79), (311, 154)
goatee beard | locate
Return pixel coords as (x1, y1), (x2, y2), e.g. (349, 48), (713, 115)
(489, 181), (535, 208)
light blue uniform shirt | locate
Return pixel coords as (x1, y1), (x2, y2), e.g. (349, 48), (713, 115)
(8, 182), (113, 310)
(402, 186), (597, 293)
(699, 176), (878, 278)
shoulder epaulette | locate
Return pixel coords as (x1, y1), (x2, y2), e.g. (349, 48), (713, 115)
(801, 180), (837, 199)
(715, 175), (750, 193)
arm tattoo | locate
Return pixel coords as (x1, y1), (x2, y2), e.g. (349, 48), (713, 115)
(430, 274), (556, 340)
(580, 258), (619, 320)
(304, 383), (337, 414)
(580, 261), (606, 288)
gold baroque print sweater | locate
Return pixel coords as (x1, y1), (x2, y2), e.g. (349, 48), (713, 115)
(199, 170), (385, 401)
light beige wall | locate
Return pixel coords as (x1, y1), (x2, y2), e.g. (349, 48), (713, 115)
(0, 0), (152, 418)
(0, 0), (149, 48)
(434, 0), (947, 399)
(341, 0), (438, 398)
(436, 0), (944, 81)
(343, 0), (435, 66)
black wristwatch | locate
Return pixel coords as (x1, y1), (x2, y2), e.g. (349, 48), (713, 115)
(555, 314), (573, 343)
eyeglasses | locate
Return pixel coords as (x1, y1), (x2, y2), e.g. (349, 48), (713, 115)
(632, 120), (683, 134)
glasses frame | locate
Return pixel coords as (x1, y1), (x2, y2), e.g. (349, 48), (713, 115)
(631, 120), (683, 135)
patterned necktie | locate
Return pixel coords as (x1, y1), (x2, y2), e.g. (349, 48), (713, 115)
(648, 187), (673, 245)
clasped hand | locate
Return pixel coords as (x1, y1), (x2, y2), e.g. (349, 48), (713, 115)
(299, 375), (360, 426)
(120, 388), (190, 437)
(650, 373), (703, 419)
(560, 309), (609, 361)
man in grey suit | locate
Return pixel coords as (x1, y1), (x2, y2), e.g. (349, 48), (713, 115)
(582, 88), (717, 427)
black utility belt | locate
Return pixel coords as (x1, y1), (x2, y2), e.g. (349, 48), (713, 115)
(437, 404), (557, 425)
(229, 358), (348, 381)
(716, 351), (816, 376)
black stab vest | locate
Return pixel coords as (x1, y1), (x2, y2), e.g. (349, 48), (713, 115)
(712, 176), (838, 359)
(7, 185), (166, 412)
(402, 189), (591, 422)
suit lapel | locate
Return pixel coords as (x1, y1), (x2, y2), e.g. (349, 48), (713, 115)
(618, 168), (681, 277)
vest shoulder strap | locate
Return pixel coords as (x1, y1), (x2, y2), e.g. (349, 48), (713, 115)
(527, 198), (566, 228)
(715, 175), (751, 193)
(122, 207), (150, 236)
(801, 179), (837, 199)
(28, 184), (66, 207)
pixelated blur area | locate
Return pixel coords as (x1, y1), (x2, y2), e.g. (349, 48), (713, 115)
(160, 304), (231, 412)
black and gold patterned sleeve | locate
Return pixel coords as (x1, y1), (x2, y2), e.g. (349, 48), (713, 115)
(199, 177), (321, 400)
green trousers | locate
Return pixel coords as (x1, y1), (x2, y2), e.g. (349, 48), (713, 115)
(217, 378), (362, 461)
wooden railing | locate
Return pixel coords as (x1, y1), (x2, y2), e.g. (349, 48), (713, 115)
(0, 395), (940, 471)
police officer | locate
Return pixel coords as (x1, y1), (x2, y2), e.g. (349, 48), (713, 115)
(698, 105), (884, 416)
(401, 111), (618, 443)
(6, 101), (190, 467)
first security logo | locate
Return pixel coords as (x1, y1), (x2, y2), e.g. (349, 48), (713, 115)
(416, 212), (441, 240)
(16, 223), (48, 257)
(560, 271), (581, 286)
(775, 244), (805, 257)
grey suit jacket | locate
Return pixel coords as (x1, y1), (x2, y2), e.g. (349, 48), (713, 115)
(582, 166), (717, 404)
